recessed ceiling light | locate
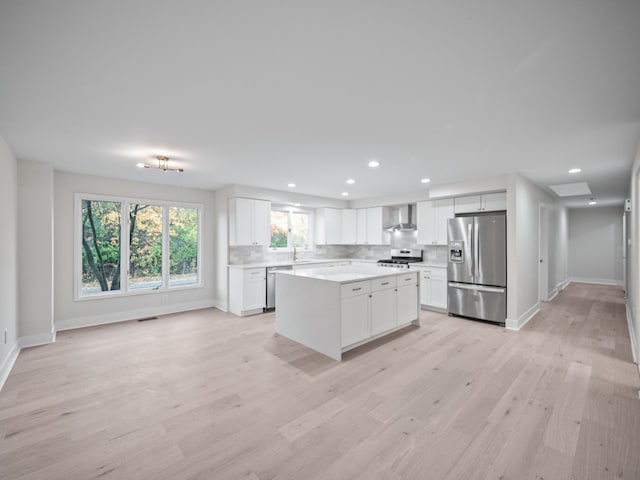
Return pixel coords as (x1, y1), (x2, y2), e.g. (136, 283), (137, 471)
(136, 163), (145, 168)
(421, 178), (431, 183)
(287, 183), (296, 188)
(346, 179), (355, 184)
(368, 160), (380, 168)
(293, 203), (301, 207)
(342, 192), (349, 196)
(569, 168), (582, 174)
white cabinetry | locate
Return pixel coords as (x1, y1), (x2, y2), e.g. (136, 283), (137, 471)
(454, 192), (506, 214)
(339, 272), (418, 347)
(417, 199), (454, 245)
(317, 208), (358, 245)
(356, 207), (390, 245)
(341, 281), (371, 346)
(315, 207), (343, 245)
(371, 277), (397, 335)
(228, 267), (266, 316)
(342, 209), (357, 244)
(416, 266), (447, 310)
(229, 197), (271, 246)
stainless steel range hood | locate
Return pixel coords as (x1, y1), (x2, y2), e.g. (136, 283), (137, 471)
(385, 204), (417, 232)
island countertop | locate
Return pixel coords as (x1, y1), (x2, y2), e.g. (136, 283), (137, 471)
(277, 264), (406, 284)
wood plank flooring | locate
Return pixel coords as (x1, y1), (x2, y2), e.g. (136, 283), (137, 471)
(1, 282), (639, 479)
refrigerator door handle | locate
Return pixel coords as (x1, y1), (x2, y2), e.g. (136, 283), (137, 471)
(448, 282), (506, 294)
(474, 219), (480, 283)
(467, 222), (474, 282)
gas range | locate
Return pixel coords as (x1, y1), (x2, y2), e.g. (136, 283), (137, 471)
(377, 249), (423, 269)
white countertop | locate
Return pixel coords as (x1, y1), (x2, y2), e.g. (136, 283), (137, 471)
(410, 262), (447, 268)
(227, 258), (378, 269)
(278, 265), (415, 284)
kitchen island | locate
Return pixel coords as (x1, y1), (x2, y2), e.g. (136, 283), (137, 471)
(275, 265), (419, 360)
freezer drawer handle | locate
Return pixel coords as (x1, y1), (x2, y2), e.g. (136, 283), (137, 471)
(448, 282), (505, 294)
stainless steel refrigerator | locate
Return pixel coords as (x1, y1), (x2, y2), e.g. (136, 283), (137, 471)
(447, 214), (506, 324)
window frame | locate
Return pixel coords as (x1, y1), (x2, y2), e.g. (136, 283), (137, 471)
(74, 193), (203, 301)
(269, 207), (313, 251)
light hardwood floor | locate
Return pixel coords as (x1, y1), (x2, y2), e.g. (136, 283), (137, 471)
(1, 282), (639, 479)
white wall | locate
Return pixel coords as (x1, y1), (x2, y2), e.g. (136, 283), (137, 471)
(625, 141), (640, 364)
(506, 174), (569, 329)
(0, 134), (19, 390)
(569, 207), (623, 285)
(54, 172), (217, 330)
(18, 160), (55, 346)
(429, 174), (508, 199)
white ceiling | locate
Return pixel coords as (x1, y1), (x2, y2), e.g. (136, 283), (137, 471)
(1, 1), (639, 208)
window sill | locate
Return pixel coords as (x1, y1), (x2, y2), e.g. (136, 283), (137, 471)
(75, 282), (204, 302)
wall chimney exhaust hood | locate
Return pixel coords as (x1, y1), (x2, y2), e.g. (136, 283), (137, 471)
(385, 204), (417, 232)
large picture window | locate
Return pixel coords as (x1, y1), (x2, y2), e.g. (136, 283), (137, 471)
(270, 209), (310, 249)
(77, 195), (201, 299)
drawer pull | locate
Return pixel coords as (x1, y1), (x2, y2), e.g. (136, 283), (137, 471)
(404, 278), (413, 282)
(381, 282), (389, 286)
(352, 287), (362, 291)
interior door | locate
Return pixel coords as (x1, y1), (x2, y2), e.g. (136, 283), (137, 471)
(447, 217), (474, 284)
(475, 214), (506, 287)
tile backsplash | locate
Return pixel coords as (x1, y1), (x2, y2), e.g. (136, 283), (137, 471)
(228, 233), (448, 265)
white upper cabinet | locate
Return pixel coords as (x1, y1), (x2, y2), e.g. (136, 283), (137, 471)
(355, 207), (390, 245)
(482, 192), (507, 212)
(454, 192), (506, 214)
(319, 207), (388, 245)
(356, 208), (367, 244)
(229, 197), (271, 246)
(366, 207), (386, 244)
(342, 209), (357, 244)
(315, 207), (343, 245)
(417, 199), (453, 245)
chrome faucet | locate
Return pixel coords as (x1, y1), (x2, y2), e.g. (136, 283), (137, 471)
(293, 246), (298, 262)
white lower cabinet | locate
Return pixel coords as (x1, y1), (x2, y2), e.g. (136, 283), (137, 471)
(228, 267), (266, 316)
(341, 294), (371, 347)
(416, 267), (447, 310)
(397, 283), (419, 325)
(340, 272), (419, 348)
(371, 288), (396, 336)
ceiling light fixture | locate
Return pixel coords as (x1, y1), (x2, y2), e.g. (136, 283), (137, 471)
(346, 179), (355, 184)
(288, 183), (296, 188)
(589, 198), (597, 205)
(137, 156), (184, 172)
(368, 160), (380, 168)
(421, 178), (431, 183)
(342, 192), (349, 196)
(568, 168), (582, 174)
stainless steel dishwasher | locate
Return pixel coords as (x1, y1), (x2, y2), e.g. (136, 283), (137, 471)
(266, 265), (293, 310)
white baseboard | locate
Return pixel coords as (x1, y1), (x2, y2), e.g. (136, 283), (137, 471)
(568, 277), (624, 286)
(0, 342), (21, 393)
(548, 287), (559, 302)
(626, 302), (638, 365)
(212, 298), (228, 312)
(19, 329), (56, 349)
(56, 299), (217, 331)
(560, 278), (570, 290)
(506, 302), (540, 331)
